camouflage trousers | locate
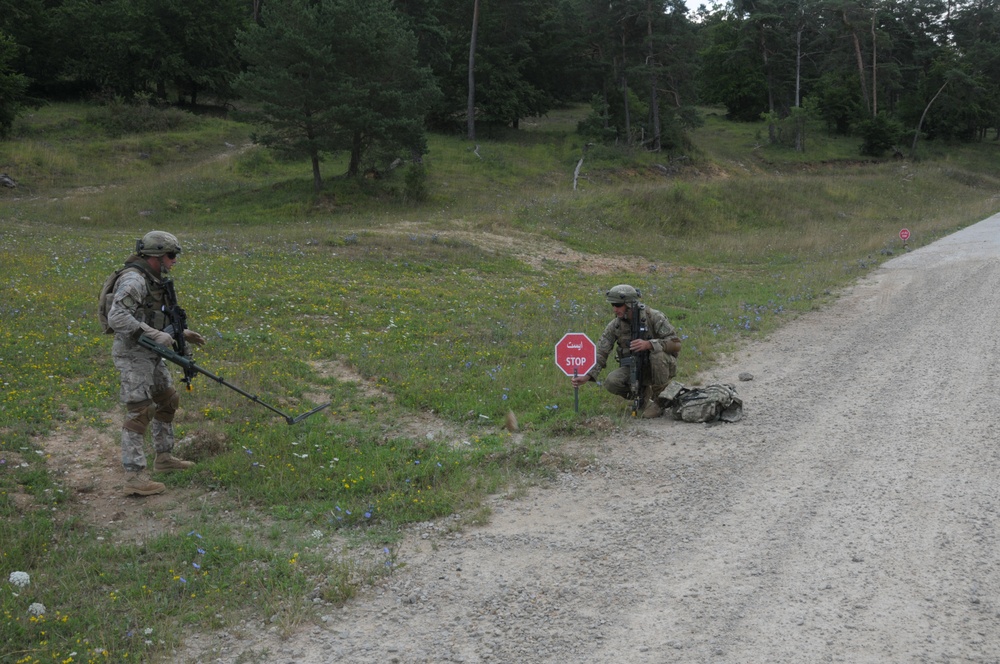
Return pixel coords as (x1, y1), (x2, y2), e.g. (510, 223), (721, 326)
(605, 351), (677, 400)
(113, 348), (177, 472)
(121, 421), (176, 472)
(604, 366), (640, 399)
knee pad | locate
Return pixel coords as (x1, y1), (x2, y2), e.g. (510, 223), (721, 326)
(153, 387), (179, 423)
(124, 399), (153, 434)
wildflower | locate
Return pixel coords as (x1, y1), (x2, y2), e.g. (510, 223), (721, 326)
(28, 603), (45, 616)
(310, 530), (323, 540)
(8, 571), (30, 589)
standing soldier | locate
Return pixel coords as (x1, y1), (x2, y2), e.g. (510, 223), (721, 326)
(106, 231), (205, 496)
(570, 284), (681, 418)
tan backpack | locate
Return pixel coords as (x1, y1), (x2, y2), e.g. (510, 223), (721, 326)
(97, 265), (140, 334)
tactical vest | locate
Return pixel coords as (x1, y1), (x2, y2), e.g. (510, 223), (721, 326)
(99, 259), (169, 333)
(614, 304), (649, 360)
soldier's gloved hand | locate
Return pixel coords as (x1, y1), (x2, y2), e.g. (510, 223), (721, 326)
(139, 324), (173, 348)
(183, 329), (206, 346)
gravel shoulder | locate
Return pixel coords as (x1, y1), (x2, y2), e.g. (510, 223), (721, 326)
(180, 214), (1000, 664)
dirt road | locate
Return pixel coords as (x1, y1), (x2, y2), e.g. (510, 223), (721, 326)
(182, 214), (1000, 663)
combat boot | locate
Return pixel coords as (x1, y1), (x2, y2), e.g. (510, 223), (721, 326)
(124, 472), (166, 497)
(641, 385), (665, 419)
(642, 399), (664, 419)
(154, 453), (195, 472)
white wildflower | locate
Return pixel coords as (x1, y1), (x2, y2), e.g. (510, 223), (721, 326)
(311, 529), (323, 540)
(8, 571), (30, 589)
(28, 602), (45, 616)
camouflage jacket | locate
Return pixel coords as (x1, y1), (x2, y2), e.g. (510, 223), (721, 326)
(108, 256), (169, 356)
(587, 305), (677, 379)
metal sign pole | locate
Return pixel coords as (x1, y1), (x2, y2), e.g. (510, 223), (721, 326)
(573, 368), (579, 413)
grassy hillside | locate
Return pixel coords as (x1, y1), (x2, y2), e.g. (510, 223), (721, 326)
(1, 102), (998, 662)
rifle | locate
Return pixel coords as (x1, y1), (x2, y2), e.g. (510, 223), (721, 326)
(161, 278), (196, 389)
(619, 302), (649, 416)
(138, 336), (331, 425)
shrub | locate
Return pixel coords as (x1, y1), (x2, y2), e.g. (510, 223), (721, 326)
(858, 113), (904, 157)
(404, 162), (428, 201)
(85, 97), (193, 137)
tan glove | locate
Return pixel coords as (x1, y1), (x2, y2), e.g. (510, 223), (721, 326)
(183, 329), (206, 346)
(139, 323), (173, 348)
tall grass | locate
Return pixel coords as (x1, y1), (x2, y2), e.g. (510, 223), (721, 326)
(1, 102), (998, 662)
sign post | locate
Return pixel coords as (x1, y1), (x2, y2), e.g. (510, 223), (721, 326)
(555, 333), (597, 413)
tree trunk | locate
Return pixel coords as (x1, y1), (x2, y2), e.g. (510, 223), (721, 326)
(467, 0), (480, 141)
(910, 79), (949, 159)
(844, 10), (871, 116)
(311, 150), (322, 193)
(620, 36), (631, 144)
(349, 130), (363, 177)
(646, 2), (661, 152)
(871, 15), (877, 116)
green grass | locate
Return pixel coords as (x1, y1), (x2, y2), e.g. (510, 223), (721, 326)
(1, 101), (999, 663)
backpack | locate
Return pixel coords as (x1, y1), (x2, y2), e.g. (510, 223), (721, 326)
(97, 265), (140, 334)
(657, 381), (743, 423)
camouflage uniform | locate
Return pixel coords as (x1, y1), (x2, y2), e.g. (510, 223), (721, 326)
(108, 257), (180, 471)
(586, 304), (678, 403)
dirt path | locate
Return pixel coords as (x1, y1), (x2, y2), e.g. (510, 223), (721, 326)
(178, 214), (1000, 663)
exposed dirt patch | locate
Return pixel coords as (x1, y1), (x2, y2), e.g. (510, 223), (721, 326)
(35, 410), (218, 544)
(28, 353), (479, 546)
(310, 357), (501, 447)
(381, 221), (666, 275)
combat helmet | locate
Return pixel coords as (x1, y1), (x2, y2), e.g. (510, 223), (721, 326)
(606, 284), (640, 305)
(136, 231), (181, 257)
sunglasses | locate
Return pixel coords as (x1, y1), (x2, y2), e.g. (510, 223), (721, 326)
(165, 252), (177, 259)
(612, 302), (627, 308)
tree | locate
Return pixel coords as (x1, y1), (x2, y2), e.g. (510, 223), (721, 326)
(467, 0), (480, 140)
(433, 0), (564, 133)
(0, 31), (31, 137)
(234, 0), (439, 191)
(698, 14), (770, 121)
(138, 0), (247, 104)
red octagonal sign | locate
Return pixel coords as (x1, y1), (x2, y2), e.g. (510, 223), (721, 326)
(555, 332), (597, 377)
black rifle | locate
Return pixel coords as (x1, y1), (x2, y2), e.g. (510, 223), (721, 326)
(618, 302), (649, 416)
(138, 336), (331, 425)
(161, 278), (196, 389)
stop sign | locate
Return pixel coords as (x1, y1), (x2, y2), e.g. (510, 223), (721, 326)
(899, 228), (910, 241)
(555, 333), (597, 377)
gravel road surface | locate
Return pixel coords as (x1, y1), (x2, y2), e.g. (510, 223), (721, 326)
(182, 213), (1000, 663)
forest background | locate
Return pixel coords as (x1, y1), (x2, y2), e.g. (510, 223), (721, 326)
(2, 0), (1000, 176)
(2, 0), (1000, 663)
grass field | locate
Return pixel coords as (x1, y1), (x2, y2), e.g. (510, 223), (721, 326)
(1, 102), (998, 662)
